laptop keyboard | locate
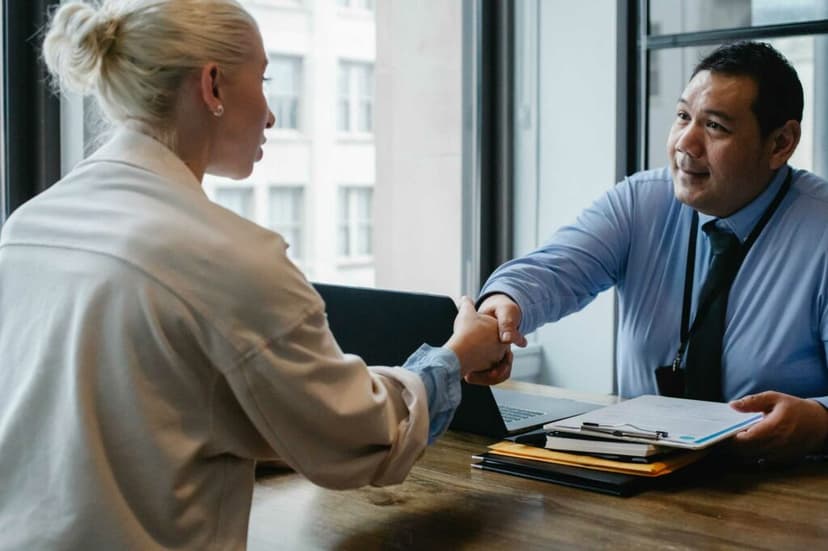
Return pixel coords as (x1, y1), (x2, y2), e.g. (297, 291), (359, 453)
(498, 404), (545, 423)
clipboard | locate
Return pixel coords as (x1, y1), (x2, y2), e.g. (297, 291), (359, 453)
(543, 394), (763, 450)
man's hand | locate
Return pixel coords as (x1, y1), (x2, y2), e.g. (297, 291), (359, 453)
(445, 297), (512, 385)
(728, 391), (828, 461)
(477, 293), (528, 347)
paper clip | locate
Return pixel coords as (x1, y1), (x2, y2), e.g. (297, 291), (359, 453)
(580, 422), (669, 440)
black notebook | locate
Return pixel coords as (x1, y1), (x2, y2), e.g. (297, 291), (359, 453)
(471, 452), (648, 497)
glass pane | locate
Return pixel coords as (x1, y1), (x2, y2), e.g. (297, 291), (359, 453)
(358, 65), (373, 97)
(357, 224), (372, 255)
(646, 36), (827, 180)
(60, 2), (464, 293)
(337, 63), (349, 96)
(267, 56), (297, 93)
(357, 65), (374, 132)
(509, 1), (627, 390)
(338, 226), (350, 256)
(337, 100), (349, 132)
(267, 56), (301, 130)
(360, 188), (372, 219)
(268, 187), (303, 260)
(650, 0), (828, 35)
(213, 187), (254, 219)
(359, 102), (372, 132)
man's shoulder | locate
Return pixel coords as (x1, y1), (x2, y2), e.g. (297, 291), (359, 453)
(792, 168), (828, 206)
(611, 166), (677, 211)
(626, 166), (673, 186)
(616, 166), (674, 199)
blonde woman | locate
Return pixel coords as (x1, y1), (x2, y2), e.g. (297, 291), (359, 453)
(0, 1), (511, 548)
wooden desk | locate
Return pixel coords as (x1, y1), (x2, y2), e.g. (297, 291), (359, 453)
(249, 385), (828, 550)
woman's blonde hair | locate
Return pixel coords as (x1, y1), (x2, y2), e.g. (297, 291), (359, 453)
(42, 0), (257, 145)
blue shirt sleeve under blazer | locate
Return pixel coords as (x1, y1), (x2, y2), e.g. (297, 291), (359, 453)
(481, 165), (828, 406)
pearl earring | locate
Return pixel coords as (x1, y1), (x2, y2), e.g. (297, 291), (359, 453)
(212, 104), (224, 117)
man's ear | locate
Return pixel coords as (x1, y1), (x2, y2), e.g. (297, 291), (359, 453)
(768, 120), (801, 170)
(198, 63), (222, 114)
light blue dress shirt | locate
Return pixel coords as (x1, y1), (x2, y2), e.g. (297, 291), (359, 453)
(403, 344), (462, 443)
(481, 166), (828, 407)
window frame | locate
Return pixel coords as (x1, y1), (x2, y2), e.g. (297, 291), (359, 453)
(266, 53), (303, 132)
(337, 0), (374, 13)
(2, 0), (61, 225)
(336, 60), (374, 136)
(336, 184), (373, 263)
(633, 0), (828, 172)
(267, 184), (305, 261)
(210, 184), (257, 220)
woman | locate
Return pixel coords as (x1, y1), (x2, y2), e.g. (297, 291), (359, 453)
(0, 1), (510, 549)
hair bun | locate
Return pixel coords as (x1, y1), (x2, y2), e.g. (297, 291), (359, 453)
(95, 15), (121, 58)
(42, 2), (122, 94)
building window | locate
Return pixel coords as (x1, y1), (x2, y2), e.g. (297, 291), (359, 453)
(337, 0), (374, 11)
(267, 55), (302, 130)
(337, 61), (374, 134)
(213, 187), (255, 219)
(337, 186), (373, 258)
(269, 186), (305, 260)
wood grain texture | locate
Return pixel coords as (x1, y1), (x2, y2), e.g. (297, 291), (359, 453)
(249, 395), (828, 550)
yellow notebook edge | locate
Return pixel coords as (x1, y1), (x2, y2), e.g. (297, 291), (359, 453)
(487, 441), (709, 477)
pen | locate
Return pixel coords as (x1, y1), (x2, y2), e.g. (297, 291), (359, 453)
(580, 422), (668, 440)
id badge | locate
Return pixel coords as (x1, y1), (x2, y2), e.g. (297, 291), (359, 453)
(655, 364), (685, 398)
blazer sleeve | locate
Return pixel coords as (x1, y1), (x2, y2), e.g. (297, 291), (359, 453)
(223, 307), (430, 489)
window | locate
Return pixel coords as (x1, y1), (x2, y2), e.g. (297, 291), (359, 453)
(0, 0), (5, 224)
(337, 61), (374, 134)
(337, 186), (372, 258)
(510, 1), (620, 390)
(266, 55), (302, 131)
(337, 0), (374, 11)
(193, 2), (464, 292)
(268, 186), (304, 260)
(213, 187), (254, 219)
(646, 36), (823, 173)
(650, 0), (828, 35)
(642, 2), (828, 177)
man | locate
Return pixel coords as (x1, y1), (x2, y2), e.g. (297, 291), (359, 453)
(478, 41), (828, 461)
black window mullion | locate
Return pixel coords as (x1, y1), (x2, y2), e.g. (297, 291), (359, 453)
(647, 19), (828, 50)
(462, 0), (514, 294)
(2, 0), (61, 223)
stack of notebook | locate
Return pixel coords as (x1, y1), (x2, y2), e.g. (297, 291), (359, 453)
(471, 395), (764, 496)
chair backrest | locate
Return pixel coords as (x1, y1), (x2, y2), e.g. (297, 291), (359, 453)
(312, 282), (508, 438)
(313, 282), (456, 365)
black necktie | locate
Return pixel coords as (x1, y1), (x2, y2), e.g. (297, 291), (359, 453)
(684, 221), (741, 401)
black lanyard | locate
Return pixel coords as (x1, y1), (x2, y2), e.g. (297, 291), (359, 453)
(670, 167), (794, 371)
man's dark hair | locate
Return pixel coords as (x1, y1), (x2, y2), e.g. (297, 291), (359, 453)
(692, 41), (803, 138)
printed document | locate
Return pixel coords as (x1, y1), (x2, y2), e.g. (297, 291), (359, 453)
(544, 394), (762, 450)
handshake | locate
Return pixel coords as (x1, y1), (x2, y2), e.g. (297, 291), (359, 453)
(444, 293), (524, 386)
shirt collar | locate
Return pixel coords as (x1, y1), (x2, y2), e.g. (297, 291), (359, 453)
(697, 165), (790, 243)
(80, 125), (204, 193)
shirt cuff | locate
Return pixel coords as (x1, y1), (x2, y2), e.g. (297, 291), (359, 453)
(478, 282), (537, 334)
(402, 344), (462, 444)
(811, 397), (828, 454)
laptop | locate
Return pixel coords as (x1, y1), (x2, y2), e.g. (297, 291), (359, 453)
(312, 283), (600, 439)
